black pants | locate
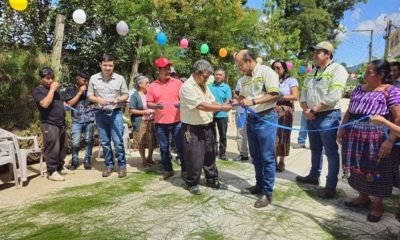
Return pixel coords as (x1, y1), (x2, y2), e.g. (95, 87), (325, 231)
(41, 123), (67, 174)
(213, 117), (228, 157)
(183, 123), (218, 187)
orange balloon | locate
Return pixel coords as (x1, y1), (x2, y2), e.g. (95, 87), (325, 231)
(219, 48), (228, 58)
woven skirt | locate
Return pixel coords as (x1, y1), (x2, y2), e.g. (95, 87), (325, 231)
(132, 120), (158, 150)
(275, 104), (293, 157)
(342, 121), (395, 197)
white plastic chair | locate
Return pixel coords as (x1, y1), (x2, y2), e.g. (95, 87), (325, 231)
(0, 128), (44, 185)
(0, 140), (19, 188)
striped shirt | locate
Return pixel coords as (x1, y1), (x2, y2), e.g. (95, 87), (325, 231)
(349, 85), (400, 115)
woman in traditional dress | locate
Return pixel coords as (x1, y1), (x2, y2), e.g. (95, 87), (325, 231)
(338, 60), (400, 222)
(271, 60), (299, 172)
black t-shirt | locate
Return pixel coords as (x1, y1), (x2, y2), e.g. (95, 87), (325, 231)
(32, 85), (65, 126)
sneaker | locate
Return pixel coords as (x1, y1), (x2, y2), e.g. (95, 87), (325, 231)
(68, 164), (78, 171)
(60, 166), (75, 175)
(206, 179), (227, 190)
(188, 185), (201, 195)
(292, 143), (306, 149)
(233, 155), (249, 161)
(219, 155), (228, 161)
(295, 175), (319, 185)
(48, 171), (65, 182)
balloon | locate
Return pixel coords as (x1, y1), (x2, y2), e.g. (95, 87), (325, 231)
(200, 43), (209, 54)
(72, 9), (86, 24)
(156, 32), (167, 46)
(116, 21), (129, 36)
(256, 57), (263, 64)
(219, 48), (228, 58)
(299, 66), (306, 74)
(306, 67), (312, 73)
(9, 0), (27, 11)
(180, 38), (188, 48)
(286, 61), (293, 70)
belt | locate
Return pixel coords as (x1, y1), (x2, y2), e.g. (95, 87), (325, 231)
(183, 122), (213, 128)
(247, 108), (274, 119)
(100, 108), (121, 113)
(314, 109), (339, 117)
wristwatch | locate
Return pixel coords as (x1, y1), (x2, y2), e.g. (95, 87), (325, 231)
(252, 99), (256, 106)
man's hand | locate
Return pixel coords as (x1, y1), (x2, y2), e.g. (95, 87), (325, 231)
(97, 98), (109, 107)
(78, 85), (87, 94)
(238, 98), (253, 107)
(220, 104), (233, 112)
(143, 109), (154, 115)
(155, 103), (164, 109)
(49, 82), (59, 92)
(304, 109), (316, 120)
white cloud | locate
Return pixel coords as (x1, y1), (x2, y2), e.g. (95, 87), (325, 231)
(335, 24), (348, 41)
(351, 8), (361, 21)
(355, 12), (400, 35)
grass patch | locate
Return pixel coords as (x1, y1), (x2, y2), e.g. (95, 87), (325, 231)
(144, 192), (214, 209)
(29, 172), (157, 215)
(187, 226), (224, 240)
(216, 159), (250, 171)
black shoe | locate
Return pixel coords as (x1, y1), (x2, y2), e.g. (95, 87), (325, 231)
(344, 199), (371, 208)
(318, 187), (336, 199)
(241, 185), (262, 194)
(219, 155), (228, 161)
(206, 179), (227, 190)
(295, 175), (320, 185)
(233, 155), (249, 161)
(84, 163), (92, 170)
(254, 195), (272, 208)
(367, 213), (382, 223)
(188, 185), (201, 195)
(68, 164), (78, 171)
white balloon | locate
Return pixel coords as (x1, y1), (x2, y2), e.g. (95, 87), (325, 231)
(116, 20), (129, 36)
(72, 9), (86, 24)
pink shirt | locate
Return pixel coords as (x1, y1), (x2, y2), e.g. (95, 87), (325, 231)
(147, 77), (182, 124)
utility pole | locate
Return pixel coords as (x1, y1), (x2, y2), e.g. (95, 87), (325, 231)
(383, 19), (392, 60)
(353, 29), (374, 62)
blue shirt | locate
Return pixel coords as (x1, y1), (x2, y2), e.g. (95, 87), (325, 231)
(208, 82), (232, 118)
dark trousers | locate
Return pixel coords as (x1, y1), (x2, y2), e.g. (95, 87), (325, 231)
(183, 123), (218, 187)
(41, 123), (67, 174)
(213, 117), (228, 157)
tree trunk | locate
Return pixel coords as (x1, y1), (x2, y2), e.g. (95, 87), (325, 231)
(129, 38), (143, 89)
(51, 14), (65, 72)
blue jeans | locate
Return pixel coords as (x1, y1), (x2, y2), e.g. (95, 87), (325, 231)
(298, 113), (308, 144)
(307, 110), (341, 189)
(156, 122), (186, 172)
(247, 110), (278, 197)
(95, 110), (126, 169)
(71, 122), (94, 166)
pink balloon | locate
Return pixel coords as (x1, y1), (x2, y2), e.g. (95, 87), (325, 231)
(286, 61), (293, 70)
(306, 67), (312, 73)
(180, 38), (188, 48)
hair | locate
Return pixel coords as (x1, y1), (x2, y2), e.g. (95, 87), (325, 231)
(101, 53), (114, 62)
(39, 67), (54, 78)
(215, 68), (225, 75)
(75, 71), (89, 81)
(271, 60), (289, 80)
(371, 59), (390, 82)
(193, 59), (213, 74)
(390, 61), (400, 70)
(134, 74), (147, 90)
(237, 49), (256, 62)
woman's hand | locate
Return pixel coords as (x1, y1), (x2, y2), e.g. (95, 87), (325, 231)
(370, 115), (386, 125)
(378, 140), (393, 159)
(337, 128), (344, 145)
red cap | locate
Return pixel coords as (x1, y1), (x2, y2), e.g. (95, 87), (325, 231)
(155, 57), (172, 68)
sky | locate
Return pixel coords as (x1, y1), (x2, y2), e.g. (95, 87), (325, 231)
(246, 0), (400, 66)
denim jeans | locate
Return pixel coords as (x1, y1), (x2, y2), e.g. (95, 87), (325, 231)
(155, 122), (186, 172)
(297, 113), (308, 144)
(95, 110), (126, 169)
(247, 110), (278, 197)
(307, 110), (341, 189)
(71, 122), (94, 166)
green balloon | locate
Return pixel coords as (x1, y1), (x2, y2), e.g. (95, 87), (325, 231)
(200, 43), (209, 54)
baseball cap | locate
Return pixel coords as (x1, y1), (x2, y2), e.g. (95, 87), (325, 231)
(155, 57), (172, 68)
(309, 41), (334, 52)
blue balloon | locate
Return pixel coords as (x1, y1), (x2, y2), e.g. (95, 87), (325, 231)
(299, 66), (306, 74)
(156, 32), (167, 46)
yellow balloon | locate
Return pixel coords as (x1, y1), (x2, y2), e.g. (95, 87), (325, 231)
(9, 0), (28, 11)
(219, 48), (228, 58)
